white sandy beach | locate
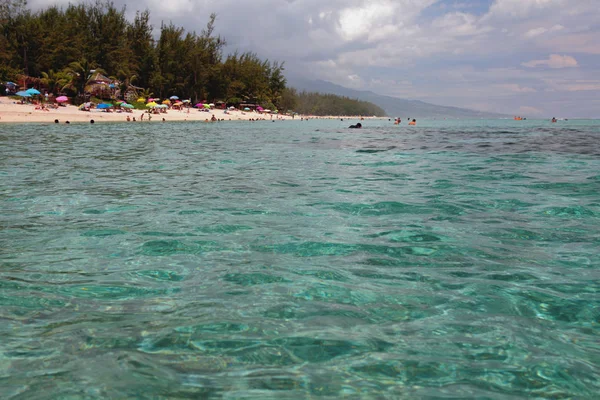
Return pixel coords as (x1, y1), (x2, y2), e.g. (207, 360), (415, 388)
(0, 97), (385, 124)
(0, 97), (299, 123)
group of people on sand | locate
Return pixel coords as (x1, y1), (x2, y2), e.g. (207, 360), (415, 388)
(34, 102), (60, 111)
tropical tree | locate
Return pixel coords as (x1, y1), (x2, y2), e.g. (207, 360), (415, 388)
(138, 87), (153, 100)
(40, 69), (69, 94)
(279, 87), (298, 113)
(0, 3), (309, 111)
(64, 58), (103, 96)
(127, 10), (156, 90)
(116, 73), (137, 95)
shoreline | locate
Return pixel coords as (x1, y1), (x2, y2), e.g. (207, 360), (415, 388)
(0, 97), (383, 124)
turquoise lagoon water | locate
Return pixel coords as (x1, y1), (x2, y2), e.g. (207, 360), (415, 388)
(1, 119), (599, 398)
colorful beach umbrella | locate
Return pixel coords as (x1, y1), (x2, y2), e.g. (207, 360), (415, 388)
(56, 96), (69, 103)
(169, 95), (179, 100)
(25, 88), (41, 95)
(97, 103), (112, 109)
(15, 91), (31, 97)
(146, 101), (158, 107)
(162, 99), (171, 104)
(203, 104), (211, 109)
(137, 97), (145, 102)
(122, 103), (134, 109)
(194, 103), (203, 108)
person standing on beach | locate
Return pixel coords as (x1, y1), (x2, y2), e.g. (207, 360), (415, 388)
(140, 113), (144, 121)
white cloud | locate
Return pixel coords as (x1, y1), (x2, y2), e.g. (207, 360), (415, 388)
(522, 54), (578, 68)
(24, 0), (600, 116)
(525, 27), (547, 37)
(545, 79), (600, 92)
(432, 12), (491, 37)
(496, 84), (537, 93)
(337, 1), (396, 41)
(485, 0), (568, 20)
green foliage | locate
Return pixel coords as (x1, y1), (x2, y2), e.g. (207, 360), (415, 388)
(279, 87), (298, 114)
(138, 88), (153, 100)
(291, 91), (386, 117)
(40, 69), (70, 94)
(131, 100), (147, 110)
(0, 2), (384, 117)
(0, 3), (292, 108)
(0, 64), (20, 82)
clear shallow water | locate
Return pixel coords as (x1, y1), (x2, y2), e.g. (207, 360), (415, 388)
(1, 119), (599, 398)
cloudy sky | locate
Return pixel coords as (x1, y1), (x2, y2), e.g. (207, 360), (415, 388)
(32, 0), (600, 117)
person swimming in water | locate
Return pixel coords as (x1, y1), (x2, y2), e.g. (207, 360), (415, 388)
(349, 122), (362, 129)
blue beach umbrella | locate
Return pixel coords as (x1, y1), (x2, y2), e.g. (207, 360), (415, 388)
(97, 103), (112, 109)
(25, 88), (41, 95)
(169, 95), (179, 100)
(15, 91), (31, 97)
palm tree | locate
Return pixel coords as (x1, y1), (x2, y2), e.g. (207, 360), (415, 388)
(138, 87), (153, 101)
(64, 59), (105, 96)
(40, 70), (69, 95)
(119, 73), (137, 94)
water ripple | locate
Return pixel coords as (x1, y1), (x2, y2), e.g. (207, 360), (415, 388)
(1, 119), (599, 398)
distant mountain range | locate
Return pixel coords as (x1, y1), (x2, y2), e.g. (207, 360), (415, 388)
(289, 78), (508, 119)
